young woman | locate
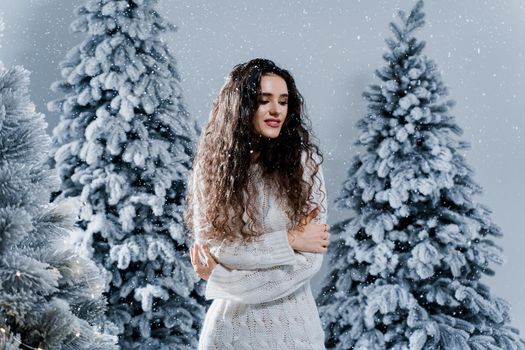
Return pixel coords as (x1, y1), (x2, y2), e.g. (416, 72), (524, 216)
(185, 58), (330, 349)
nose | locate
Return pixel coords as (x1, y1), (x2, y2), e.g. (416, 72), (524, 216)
(269, 101), (282, 117)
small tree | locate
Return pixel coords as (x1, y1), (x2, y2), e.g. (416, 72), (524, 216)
(48, 0), (204, 348)
(0, 65), (118, 350)
(317, 2), (525, 349)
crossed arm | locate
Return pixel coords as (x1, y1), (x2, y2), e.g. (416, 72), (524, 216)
(189, 155), (329, 304)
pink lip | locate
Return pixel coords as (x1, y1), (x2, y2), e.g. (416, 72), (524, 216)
(264, 120), (280, 128)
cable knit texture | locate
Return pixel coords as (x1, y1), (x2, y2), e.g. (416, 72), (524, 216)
(192, 152), (327, 349)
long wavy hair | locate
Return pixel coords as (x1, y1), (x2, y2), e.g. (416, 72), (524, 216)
(184, 58), (324, 243)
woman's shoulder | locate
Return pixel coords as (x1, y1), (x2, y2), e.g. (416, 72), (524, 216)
(300, 150), (323, 174)
(300, 149), (322, 162)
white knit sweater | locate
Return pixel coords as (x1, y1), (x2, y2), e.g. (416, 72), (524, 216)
(192, 152), (327, 350)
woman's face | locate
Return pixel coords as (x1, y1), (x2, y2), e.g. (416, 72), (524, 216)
(252, 74), (288, 139)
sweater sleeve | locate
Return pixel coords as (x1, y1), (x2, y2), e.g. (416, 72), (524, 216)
(205, 251), (323, 304)
(205, 155), (328, 304)
(191, 163), (297, 270)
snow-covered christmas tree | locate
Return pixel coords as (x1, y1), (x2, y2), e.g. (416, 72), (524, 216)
(0, 64), (118, 349)
(48, 0), (204, 348)
(317, 1), (525, 349)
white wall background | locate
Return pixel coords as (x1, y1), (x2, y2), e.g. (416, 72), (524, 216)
(1, 0), (523, 333)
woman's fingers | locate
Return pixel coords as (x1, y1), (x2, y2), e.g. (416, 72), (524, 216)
(291, 213), (332, 253)
(201, 245), (217, 268)
(320, 223), (330, 232)
(308, 223), (329, 232)
(191, 242), (209, 280)
(320, 236), (330, 247)
(191, 243), (201, 268)
(318, 231), (331, 251)
(192, 243), (206, 269)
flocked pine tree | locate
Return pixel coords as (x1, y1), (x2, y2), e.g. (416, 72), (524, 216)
(317, 2), (525, 349)
(0, 64), (118, 349)
(48, 0), (204, 348)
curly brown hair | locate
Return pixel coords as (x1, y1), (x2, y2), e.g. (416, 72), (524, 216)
(184, 58), (324, 243)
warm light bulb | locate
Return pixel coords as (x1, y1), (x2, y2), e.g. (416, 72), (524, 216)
(15, 271), (20, 277)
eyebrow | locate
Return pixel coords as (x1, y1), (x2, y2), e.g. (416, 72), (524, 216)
(259, 92), (289, 98)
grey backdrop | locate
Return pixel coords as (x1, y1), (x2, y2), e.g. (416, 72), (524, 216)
(1, 0), (523, 333)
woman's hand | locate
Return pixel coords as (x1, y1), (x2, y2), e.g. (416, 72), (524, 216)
(190, 242), (217, 281)
(287, 207), (331, 254)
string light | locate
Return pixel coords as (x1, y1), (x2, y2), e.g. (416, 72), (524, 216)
(1, 268), (107, 349)
(0, 321), (103, 350)
(0, 326), (46, 350)
(0, 242), (112, 349)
